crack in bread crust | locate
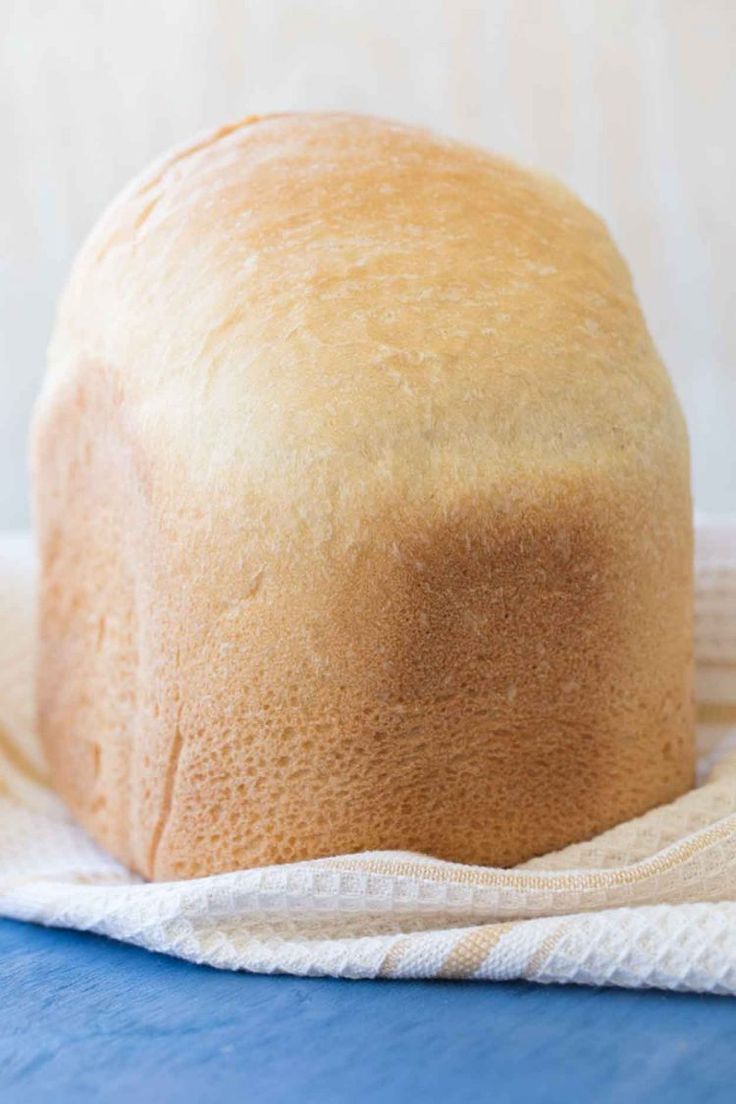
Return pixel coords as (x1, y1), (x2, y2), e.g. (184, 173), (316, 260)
(147, 715), (184, 878)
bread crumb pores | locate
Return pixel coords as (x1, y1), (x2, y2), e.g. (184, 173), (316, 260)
(32, 113), (693, 879)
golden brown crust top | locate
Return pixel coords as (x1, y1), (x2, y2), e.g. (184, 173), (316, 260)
(42, 112), (685, 526)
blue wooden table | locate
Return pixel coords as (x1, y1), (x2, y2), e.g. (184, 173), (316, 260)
(2, 918), (735, 1103)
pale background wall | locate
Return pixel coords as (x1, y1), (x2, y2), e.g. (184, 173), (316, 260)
(2, 0), (734, 526)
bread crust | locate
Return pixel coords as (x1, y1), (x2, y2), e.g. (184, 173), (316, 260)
(32, 113), (693, 878)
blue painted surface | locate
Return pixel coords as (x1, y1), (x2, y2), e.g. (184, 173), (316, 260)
(1, 918), (735, 1103)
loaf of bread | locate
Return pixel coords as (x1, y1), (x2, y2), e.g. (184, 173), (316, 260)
(32, 113), (693, 880)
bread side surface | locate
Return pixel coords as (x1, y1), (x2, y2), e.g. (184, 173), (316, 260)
(33, 113), (693, 878)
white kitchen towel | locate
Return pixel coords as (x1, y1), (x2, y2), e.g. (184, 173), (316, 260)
(1, 521), (735, 994)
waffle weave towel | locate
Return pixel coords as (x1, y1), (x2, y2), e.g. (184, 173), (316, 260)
(1, 521), (735, 993)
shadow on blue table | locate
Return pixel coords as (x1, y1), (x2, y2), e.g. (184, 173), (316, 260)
(1, 918), (734, 1104)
